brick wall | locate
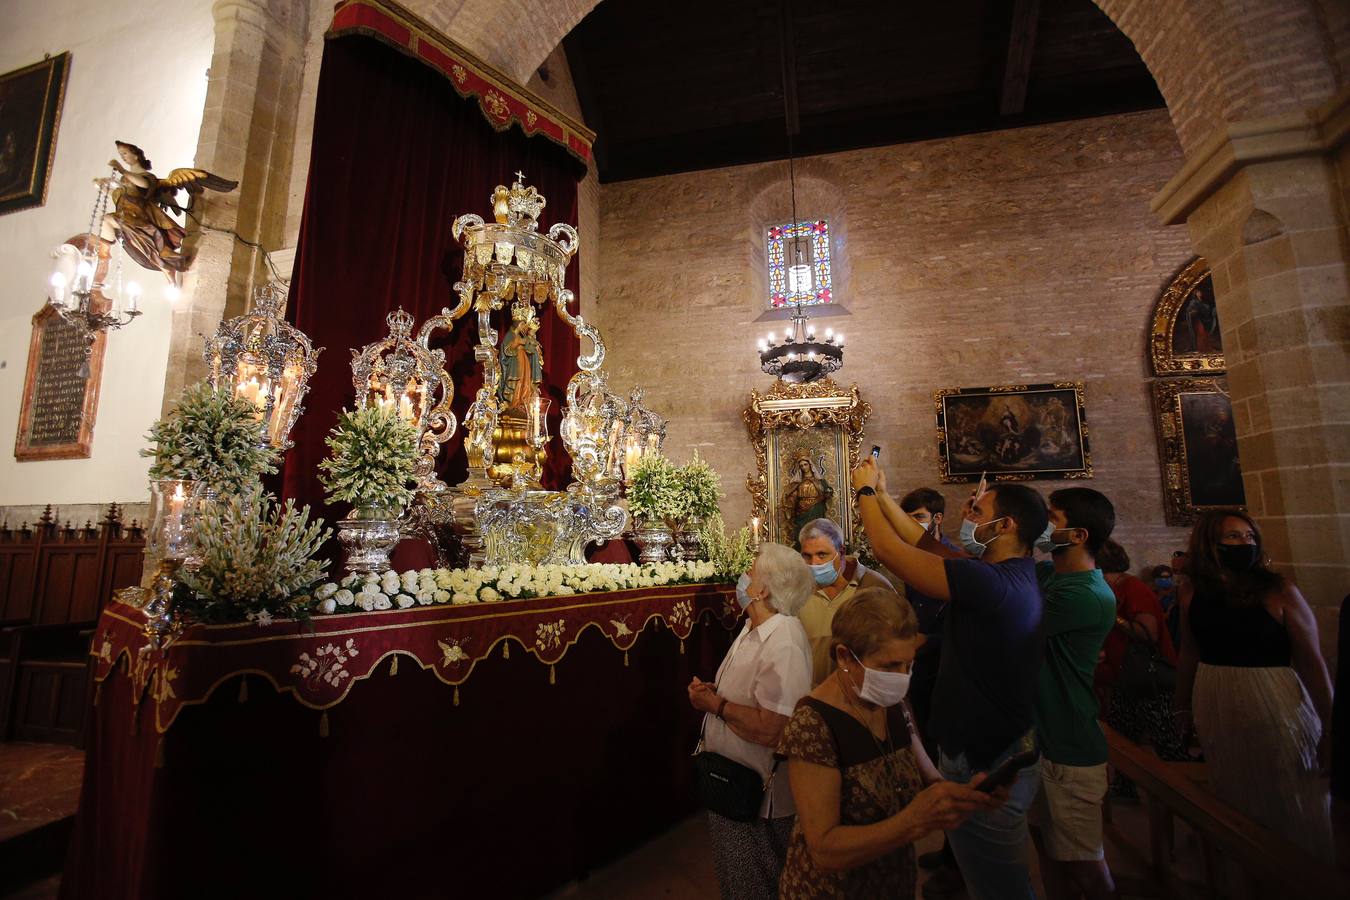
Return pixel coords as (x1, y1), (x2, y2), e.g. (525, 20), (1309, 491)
(596, 109), (1197, 575)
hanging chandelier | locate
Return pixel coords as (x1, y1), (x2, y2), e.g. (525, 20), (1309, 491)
(758, 308), (844, 383)
(45, 178), (144, 378)
(756, 1), (844, 385)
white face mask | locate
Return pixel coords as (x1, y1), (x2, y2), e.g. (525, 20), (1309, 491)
(735, 573), (755, 610)
(846, 649), (910, 707)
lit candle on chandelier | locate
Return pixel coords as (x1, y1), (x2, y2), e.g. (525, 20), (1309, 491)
(751, 516), (761, 547)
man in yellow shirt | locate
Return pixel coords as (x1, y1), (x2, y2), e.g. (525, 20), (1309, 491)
(795, 517), (896, 685)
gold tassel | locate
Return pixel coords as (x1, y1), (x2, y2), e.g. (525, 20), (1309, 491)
(549, 664), (556, 685)
(453, 686), (460, 706)
(503, 642), (510, 659)
(154, 738), (166, 769)
(319, 711), (330, 738)
(238, 676), (248, 703)
(680, 640), (686, 655)
(390, 655), (399, 676)
(624, 650), (629, 667)
(93, 682), (102, 707)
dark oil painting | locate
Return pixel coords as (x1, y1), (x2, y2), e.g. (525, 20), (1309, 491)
(937, 383), (1090, 482)
(0, 53), (69, 215)
(1179, 389), (1246, 507)
(1171, 272), (1222, 354)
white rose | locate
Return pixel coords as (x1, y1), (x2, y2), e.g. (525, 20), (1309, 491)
(451, 591), (472, 605)
(419, 568), (434, 578)
(400, 571), (419, 590)
(374, 594), (393, 611)
(363, 572), (381, 584)
(317, 598), (337, 615)
(356, 594), (375, 611)
(341, 574), (362, 589)
(555, 586), (575, 596)
(396, 594), (415, 609)
(435, 571), (454, 590)
(335, 589), (355, 607)
(380, 572), (401, 593)
(316, 583), (338, 600)
(433, 589), (451, 604)
(479, 587), (500, 602)
(416, 590), (434, 605)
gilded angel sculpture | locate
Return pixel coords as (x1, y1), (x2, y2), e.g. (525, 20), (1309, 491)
(95, 141), (238, 281)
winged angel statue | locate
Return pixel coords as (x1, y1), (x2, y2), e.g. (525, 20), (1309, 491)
(95, 140), (238, 282)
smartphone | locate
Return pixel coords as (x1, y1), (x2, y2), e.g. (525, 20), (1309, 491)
(974, 748), (1040, 793)
(870, 445), (881, 461)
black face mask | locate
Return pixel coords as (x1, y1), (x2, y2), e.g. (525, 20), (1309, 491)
(1216, 543), (1260, 572)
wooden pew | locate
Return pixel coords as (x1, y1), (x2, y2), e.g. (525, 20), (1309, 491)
(0, 505), (144, 744)
(1103, 723), (1347, 899)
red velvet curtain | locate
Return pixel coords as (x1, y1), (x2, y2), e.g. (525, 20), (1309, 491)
(282, 36), (584, 537)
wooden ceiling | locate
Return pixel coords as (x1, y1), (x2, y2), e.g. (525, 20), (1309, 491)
(562, 0), (1165, 183)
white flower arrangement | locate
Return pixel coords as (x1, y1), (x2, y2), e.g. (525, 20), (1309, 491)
(142, 380), (279, 495)
(317, 404), (419, 511)
(675, 450), (723, 523)
(697, 512), (755, 582)
(627, 452), (683, 523)
(310, 559), (721, 615)
(176, 486), (332, 624)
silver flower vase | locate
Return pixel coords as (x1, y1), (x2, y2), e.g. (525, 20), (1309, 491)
(632, 520), (674, 564)
(675, 517), (704, 561)
(338, 504), (403, 576)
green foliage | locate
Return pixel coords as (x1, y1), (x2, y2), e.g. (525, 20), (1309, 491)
(627, 452), (682, 522)
(177, 486), (331, 624)
(675, 450), (723, 522)
(142, 381), (278, 494)
(317, 404), (419, 509)
(697, 512), (755, 582)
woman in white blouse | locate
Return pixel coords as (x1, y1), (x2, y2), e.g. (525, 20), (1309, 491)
(688, 542), (815, 900)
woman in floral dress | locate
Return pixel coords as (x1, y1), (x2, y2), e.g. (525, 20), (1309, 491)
(778, 588), (1001, 898)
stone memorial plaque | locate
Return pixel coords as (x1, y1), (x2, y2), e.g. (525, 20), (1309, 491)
(15, 302), (105, 460)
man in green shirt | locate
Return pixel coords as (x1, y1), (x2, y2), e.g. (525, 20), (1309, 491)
(1029, 488), (1119, 900)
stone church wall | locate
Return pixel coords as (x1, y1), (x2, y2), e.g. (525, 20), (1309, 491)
(596, 108), (1198, 576)
(0, 0), (216, 516)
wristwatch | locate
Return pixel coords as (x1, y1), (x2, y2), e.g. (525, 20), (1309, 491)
(855, 486), (877, 499)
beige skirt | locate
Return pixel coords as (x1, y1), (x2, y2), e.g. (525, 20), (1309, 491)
(1192, 663), (1333, 862)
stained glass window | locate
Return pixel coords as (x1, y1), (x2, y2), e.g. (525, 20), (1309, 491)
(767, 219), (832, 307)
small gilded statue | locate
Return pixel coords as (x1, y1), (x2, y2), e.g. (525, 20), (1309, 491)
(95, 140), (238, 281)
(498, 303), (544, 409)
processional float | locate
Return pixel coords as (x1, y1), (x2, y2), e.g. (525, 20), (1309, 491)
(347, 174), (664, 568)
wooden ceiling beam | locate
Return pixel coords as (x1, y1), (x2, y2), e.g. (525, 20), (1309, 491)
(1000, 0), (1041, 116)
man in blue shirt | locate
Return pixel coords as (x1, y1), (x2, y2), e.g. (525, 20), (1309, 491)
(854, 460), (1047, 900)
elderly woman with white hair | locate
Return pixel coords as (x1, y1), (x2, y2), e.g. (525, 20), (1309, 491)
(688, 542), (815, 899)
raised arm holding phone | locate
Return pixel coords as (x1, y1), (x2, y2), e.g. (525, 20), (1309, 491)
(850, 453), (1049, 900)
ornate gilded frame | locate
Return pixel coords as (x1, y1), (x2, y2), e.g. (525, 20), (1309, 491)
(1150, 257), (1225, 376)
(1150, 377), (1246, 526)
(744, 378), (870, 548)
(934, 381), (1092, 483)
(0, 53), (70, 216)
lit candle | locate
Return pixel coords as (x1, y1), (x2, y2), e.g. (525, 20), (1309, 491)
(751, 516), (761, 546)
(76, 258), (94, 292)
(835, 333), (845, 347)
(126, 281), (142, 313)
(49, 272), (67, 307)
(825, 327), (834, 340)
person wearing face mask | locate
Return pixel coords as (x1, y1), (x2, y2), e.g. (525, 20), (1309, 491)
(778, 588), (1004, 899)
(796, 518), (896, 686)
(1175, 509), (1336, 861)
(1026, 488), (1119, 900)
(687, 542), (813, 899)
(851, 459), (1047, 900)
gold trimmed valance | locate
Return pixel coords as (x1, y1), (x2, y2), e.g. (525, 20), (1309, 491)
(327, 0), (596, 164)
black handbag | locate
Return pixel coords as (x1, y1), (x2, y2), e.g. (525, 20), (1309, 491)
(692, 748), (772, 822)
(691, 642), (779, 822)
(1117, 638), (1177, 700)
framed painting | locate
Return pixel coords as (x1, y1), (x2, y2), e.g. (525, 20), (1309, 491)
(935, 382), (1091, 483)
(1150, 257), (1225, 376)
(744, 378), (870, 548)
(1151, 377), (1246, 525)
(0, 53), (70, 216)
